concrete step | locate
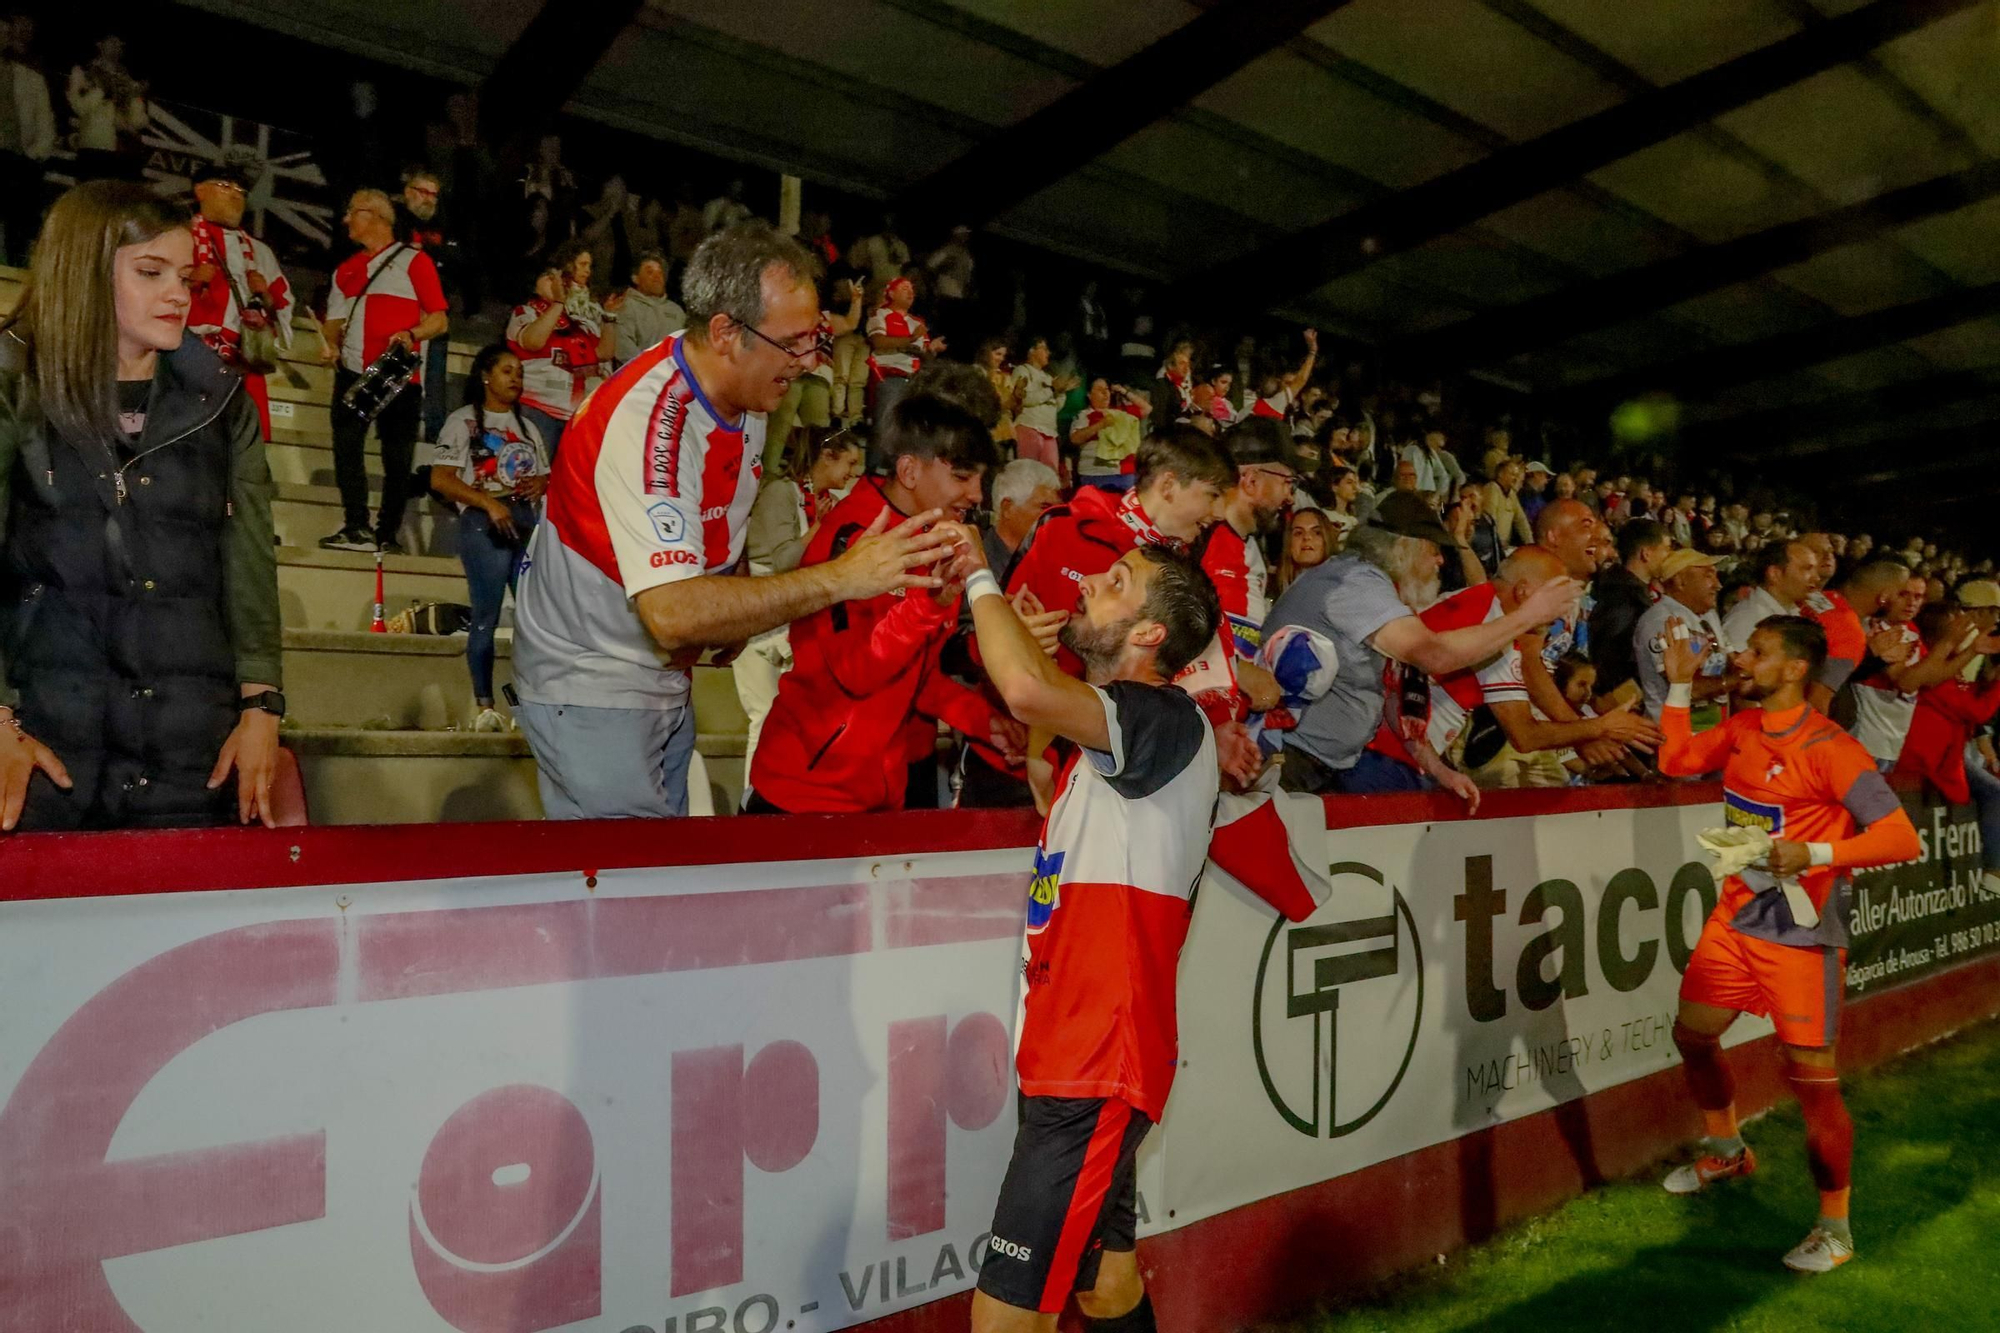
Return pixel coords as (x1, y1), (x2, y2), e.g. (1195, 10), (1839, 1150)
(284, 724), (744, 823)
(273, 484), (456, 558)
(285, 726), (543, 824)
(280, 626), (750, 739)
(282, 627), (511, 730)
(267, 435), (379, 488)
(278, 544), (470, 631)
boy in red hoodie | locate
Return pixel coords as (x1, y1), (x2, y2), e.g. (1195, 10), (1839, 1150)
(749, 394), (1027, 813)
(955, 426), (1235, 808)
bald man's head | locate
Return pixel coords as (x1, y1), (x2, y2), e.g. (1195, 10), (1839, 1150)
(1533, 499), (1603, 580)
(1495, 544), (1567, 612)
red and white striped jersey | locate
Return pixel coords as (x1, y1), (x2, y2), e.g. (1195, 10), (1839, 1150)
(1419, 583), (1527, 756)
(506, 299), (604, 420)
(866, 306), (928, 378)
(513, 335), (766, 709)
(1016, 681), (1218, 1121)
(325, 242), (446, 375)
(1852, 619), (1926, 763)
(187, 217), (293, 364)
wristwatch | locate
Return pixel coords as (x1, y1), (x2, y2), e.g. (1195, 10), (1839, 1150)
(239, 691), (287, 719)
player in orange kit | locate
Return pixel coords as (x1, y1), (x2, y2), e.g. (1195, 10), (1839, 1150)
(1655, 614), (1920, 1273)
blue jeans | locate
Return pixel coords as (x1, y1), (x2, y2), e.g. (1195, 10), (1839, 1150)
(1964, 750), (2000, 872)
(457, 501), (537, 701)
(515, 698), (696, 820)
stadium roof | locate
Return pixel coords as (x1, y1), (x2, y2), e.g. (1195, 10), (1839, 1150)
(193, 0), (2000, 522)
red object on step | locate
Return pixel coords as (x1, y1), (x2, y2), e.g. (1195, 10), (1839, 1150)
(370, 551), (387, 633)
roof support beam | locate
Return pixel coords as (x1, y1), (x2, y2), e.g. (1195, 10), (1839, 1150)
(1546, 280), (2000, 410)
(1392, 159), (2000, 369)
(1181, 0), (1979, 317)
(889, 0), (1355, 235)
(478, 0), (650, 148)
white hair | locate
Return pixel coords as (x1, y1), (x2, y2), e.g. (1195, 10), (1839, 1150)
(992, 458), (1060, 510)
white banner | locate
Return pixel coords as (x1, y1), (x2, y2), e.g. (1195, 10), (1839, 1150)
(0, 799), (1753, 1332)
(1154, 801), (1768, 1228)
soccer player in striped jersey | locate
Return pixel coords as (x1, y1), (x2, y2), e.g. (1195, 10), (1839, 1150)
(1656, 614), (1920, 1273)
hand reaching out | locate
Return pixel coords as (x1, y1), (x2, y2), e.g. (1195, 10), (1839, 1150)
(1011, 586), (1069, 657)
(1659, 616), (1711, 685)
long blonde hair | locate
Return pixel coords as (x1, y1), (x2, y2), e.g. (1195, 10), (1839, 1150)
(0, 181), (192, 445)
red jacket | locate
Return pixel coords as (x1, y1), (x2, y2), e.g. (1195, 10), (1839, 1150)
(751, 480), (999, 813)
(1005, 485), (1169, 677)
(1892, 675), (2000, 804)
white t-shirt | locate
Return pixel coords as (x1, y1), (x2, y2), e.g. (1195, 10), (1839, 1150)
(430, 405), (548, 510)
(513, 335), (766, 710)
(1012, 363), (1060, 437)
(1722, 586), (1795, 654)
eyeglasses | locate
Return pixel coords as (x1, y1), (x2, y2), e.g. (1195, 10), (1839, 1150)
(1244, 465), (1299, 488)
(731, 316), (829, 363)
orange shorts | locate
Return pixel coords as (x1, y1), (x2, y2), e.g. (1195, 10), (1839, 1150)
(1679, 913), (1844, 1049)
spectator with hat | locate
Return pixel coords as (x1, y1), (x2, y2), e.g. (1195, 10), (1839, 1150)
(1519, 460), (1555, 527)
(1634, 549), (1730, 721)
(1264, 490), (1579, 795)
(186, 159), (293, 442)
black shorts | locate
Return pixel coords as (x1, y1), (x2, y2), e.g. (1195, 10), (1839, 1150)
(975, 1095), (1153, 1314)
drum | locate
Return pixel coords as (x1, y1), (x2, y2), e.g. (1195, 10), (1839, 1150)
(342, 342), (421, 422)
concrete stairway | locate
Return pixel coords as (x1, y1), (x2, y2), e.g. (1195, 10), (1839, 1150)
(2, 267), (750, 823)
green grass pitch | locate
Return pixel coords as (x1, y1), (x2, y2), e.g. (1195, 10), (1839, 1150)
(1267, 1019), (2000, 1333)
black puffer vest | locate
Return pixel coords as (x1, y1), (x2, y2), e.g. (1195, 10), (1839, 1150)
(3, 340), (250, 829)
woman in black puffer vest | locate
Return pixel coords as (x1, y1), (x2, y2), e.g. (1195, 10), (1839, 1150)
(0, 181), (283, 832)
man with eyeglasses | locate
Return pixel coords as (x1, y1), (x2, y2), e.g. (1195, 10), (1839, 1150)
(398, 167), (460, 443)
(511, 221), (963, 820)
(317, 188), (449, 553)
(186, 159), (292, 441)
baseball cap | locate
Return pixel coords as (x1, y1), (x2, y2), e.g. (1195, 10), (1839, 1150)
(1957, 580), (2000, 609)
(1367, 491), (1458, 549)
(1657, 549), (1717, 582)
(1523, 461), (1554, 477)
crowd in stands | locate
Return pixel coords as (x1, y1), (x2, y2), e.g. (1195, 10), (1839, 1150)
(2, 35), (1999, 845)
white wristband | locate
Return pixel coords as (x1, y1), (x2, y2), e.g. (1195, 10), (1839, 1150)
(1808, 842), (1834, 867)
(966, 569), (1003, 606)
(1666, 682), (1692, 709)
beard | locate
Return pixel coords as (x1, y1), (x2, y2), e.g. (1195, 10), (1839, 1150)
(1059, 613), (1136, 675)
(1394, 571), (1442, 611)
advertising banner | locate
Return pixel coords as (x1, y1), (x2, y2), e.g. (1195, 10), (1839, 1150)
(1155, 800), (1764, 1229)
(1845, 794), (2000, 993)
(1, 789), (1987, 1331)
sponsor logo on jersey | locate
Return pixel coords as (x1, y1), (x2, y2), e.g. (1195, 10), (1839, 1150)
(1724, 787), (1785, 836)
(1026, 847), (1064, 933)
(645, 380), (693, 497)
(650, 549), (698, 569)
(647, 503), (685, 544)
(988, 1236), (1033, 1262)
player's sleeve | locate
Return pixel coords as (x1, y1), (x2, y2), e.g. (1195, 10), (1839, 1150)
(410, 251), (448, 314)
(1658, 695), (1744, 776)
(866, 306), (889, 339)
(1816, 612), (1867, 692)
(1085, 681), (1206, 799)
(1819, 748), (1920, 868)
(430, 410), (471, 471)
(598, 395), (706, 597)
